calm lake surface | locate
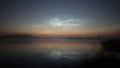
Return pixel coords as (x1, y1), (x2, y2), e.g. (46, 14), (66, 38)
(0, 39), (102, 68)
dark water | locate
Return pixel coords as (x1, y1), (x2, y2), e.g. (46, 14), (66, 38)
(0, 39), (102, 68)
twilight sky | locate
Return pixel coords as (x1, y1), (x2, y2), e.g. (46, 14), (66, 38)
(0, 0), (120, 36)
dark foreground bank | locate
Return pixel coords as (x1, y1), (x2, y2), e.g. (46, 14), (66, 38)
(81, 39), (120, 68)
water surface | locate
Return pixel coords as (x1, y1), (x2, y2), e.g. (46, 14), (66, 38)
(0, 39), (102, 68)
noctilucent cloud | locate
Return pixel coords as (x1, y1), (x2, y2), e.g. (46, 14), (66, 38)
(0, 0), (120, 36)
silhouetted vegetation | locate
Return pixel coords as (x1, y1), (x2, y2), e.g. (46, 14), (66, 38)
(80, 39), (120, 68)
(101, 39), (120, 53)
(81, 54), (120, 68)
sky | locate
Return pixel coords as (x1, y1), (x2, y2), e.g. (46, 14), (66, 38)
(0, 0), (120, 36)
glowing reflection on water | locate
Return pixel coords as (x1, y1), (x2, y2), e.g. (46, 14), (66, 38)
(0, 39), (102, 62)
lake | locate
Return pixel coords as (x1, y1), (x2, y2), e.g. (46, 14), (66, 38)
(0, 39), (102, 68)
